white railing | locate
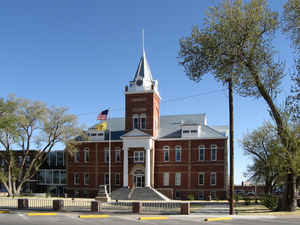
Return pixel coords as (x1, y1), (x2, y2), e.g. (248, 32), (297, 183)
(0, 198), (17, 208)
(28, 199), (53, 209)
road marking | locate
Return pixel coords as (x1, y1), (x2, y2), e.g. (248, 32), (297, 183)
(204, 217), (232, 222)
(27, 213), (57, 216)
(79, 214), (110, 218)
(139, 216), (169, 220)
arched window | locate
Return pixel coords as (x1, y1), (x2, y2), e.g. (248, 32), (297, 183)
(140, 114), (146, 129)
(133, 114), (139, 129)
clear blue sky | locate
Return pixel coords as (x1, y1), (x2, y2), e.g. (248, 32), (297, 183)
(0, 0), (295, 185)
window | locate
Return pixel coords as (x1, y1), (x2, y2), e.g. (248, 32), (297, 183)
(175, 172), (181, 186)
(18, 156), (23, 165)
(210, 172), (216, 185)
(74, 174), (80, 185)
(84, 173), (89, 185)
(198, 172), (205, 185)
(183, 130), (189, 134)
(140, 114), (146, 129)
(175, 190), (181, 199)
(105, 149), (110, 163)
(115, 173), (120, 185)
(53, 170), (60, 184)
(57, 151), (64, 167)
(175, 146), (181, 162)
(115, 148), (120, 163)
(210, 191), (216, 200)
(197, 191), (204, 200)
(74, 151), (80, 162)
(25, 155), (30, 163)
(163, 146), (169, 162)
(199, 145), (205, 161)
(84, 148), (89, 163)
(134, 151), (144, 162)
(61, 170), (66, 184)
(191, 130), (198, 133)
(104, 173), (109, 185)
(133, 114), (139, 129)
(163, 172), (169, 186)
(211, 145), (217, 161)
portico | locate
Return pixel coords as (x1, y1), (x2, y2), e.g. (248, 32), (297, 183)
(121, 129), (153, 188)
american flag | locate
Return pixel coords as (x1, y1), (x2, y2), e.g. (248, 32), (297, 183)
(97, 109), (109, 120)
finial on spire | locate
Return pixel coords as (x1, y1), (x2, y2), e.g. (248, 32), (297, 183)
(142, 29), (145, 56)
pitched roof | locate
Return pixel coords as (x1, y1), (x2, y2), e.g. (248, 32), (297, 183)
(133, 51), (153, 82)
(86, 114), (227, 141)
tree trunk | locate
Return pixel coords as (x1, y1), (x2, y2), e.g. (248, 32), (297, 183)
(280, 173), (297, 211)
(228, 78), (234, 215)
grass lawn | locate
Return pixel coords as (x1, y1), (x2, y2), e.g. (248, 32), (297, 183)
(235, 203), (300, 216)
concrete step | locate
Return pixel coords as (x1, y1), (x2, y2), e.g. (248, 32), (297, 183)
(111, 187), (170, 201)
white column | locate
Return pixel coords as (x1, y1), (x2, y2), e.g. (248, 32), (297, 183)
(123, 147), (128, 187)
(145, 148), (151, 187)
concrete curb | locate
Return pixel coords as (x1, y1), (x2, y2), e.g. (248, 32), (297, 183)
(139, 216), (169, 220)
(204, 217), (233, 222)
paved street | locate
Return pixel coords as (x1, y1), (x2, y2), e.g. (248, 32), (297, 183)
(0, 212), (299, 225)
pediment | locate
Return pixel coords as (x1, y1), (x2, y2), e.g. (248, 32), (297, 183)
(121, 129), (152, 138)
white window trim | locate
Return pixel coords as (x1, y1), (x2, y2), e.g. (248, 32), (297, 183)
(115, 148), (121, 163)
(140, 113), (146, 129)
(163, 146), (169, 162)
(133, 114), (139, 129)
(211, 145), (217, 161)
(198, 172), (205, 185)
(74, 173), (80, 185)
(198, 145), (205, 161)
(84, 148), (89, 163)
(198, 191), (204, 200)
(134, 151), (144, 162)
(210, 172), (216, 186)
(84, 173), (89, 186)
(175, 146), (182, 162)
(163, 172), (169, 186)
(175, 172), (181, 186)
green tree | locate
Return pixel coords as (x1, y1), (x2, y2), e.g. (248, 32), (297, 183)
(241, 123), (281, 195)
(0, 96), (82, 196)
(178, 0), (299, 211)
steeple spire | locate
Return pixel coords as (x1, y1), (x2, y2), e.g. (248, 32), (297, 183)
(142, 29), (145, 57)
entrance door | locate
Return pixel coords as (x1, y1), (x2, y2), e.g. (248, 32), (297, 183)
(134, 175), (145, 188)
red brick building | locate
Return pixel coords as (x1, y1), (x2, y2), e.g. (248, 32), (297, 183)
(66, 49), (228, 200)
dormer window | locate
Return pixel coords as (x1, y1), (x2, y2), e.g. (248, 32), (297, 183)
(140, 114), (146, 129)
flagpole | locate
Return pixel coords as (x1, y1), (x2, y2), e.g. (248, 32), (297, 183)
(108, 108), (112, 196)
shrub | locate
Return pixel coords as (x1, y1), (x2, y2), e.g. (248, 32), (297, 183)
(187, 194), (194, 201)
(234, 194), (242, 202)
(244, 196), (251, 205)
(261, 195), (278, 211)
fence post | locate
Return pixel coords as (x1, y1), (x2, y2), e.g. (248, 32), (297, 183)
(91, 201), (101, 212)
(18, 199), (29, 209)
(53, 200), (64, 211)
(132, 202), (142, 214)
(180, 202), (190, 215)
